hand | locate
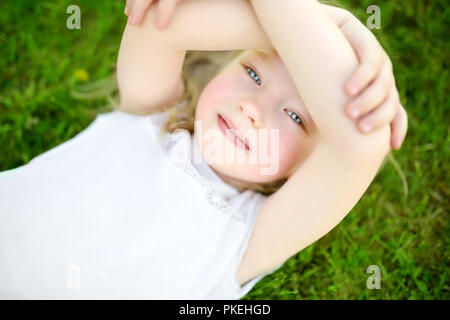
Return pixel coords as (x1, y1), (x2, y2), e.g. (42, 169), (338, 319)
(124, 0), (183, 30)
(339, 13), (408, 150)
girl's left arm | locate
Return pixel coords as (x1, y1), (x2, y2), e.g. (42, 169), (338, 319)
(249, 0), (391, 153)
(236, 0), (392, 285)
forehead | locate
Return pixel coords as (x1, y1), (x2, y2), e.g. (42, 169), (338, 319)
(241, 49), (300, 95)
(243, 49), (275, 64)
(251, 49), (273, 60)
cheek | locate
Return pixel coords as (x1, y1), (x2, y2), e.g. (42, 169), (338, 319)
(196, 74), (239, 121)
(279, 141), (301, 173)
(266, 130), (304, 177)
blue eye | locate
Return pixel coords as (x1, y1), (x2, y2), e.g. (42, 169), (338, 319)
(286, 109), (303, 126)
(243, 64), (261, 86)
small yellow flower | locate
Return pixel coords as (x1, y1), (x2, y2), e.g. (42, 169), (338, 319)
(73, 68), (90, 82)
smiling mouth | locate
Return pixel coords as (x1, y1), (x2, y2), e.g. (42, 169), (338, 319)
(217, 114), (250, 151)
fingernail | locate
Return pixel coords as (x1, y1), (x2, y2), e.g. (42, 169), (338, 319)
(157, 17), (166, 29)
(129, 14), (137, 25)
(349, 108), (359, 119)
(349, 85), (358, 96)
(156, 18), (163, 29)
(361, 123), (371, 133)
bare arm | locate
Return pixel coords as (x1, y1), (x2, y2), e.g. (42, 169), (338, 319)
(249, 0), (391, 153)
(235, 0), (391, 285)
(116, 0), (271, 114)
(117, 0), (351, 114)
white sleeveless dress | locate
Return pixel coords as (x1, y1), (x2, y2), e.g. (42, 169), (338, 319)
(0, 108), (283, 299)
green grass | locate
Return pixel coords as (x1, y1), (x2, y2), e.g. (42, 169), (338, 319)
(0, 0), (448, 299)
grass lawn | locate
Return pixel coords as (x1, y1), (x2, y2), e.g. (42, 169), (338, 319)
(0, 0), (448, 299)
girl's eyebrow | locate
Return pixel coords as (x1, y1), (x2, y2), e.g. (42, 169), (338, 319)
(252, 49), (271, 62)
(243, 49), (273, 74)
(250, 49), (272, 65)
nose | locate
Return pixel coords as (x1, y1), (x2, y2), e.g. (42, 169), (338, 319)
(238, 101), (264, 128)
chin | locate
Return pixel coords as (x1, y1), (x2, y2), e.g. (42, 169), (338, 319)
(217, 165), (284, 184)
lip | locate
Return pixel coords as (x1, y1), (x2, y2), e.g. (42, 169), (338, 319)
(217, 114), (250, 151)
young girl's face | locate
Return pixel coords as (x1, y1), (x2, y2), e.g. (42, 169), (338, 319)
(194, 49), (320, 186)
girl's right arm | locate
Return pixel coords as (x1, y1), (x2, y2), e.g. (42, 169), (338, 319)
(117, 0), (273, 114)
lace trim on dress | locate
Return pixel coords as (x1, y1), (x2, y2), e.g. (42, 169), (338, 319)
(145, 107), (265, 225)
(163, 129), (239, 211)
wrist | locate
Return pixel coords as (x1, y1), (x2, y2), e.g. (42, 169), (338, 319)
(320, 4), (353, 28)
(156, 0), (273, 52)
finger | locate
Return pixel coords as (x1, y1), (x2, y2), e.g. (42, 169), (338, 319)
(129, 0), (153, 25)
(347, 59), (382, 97)
(156, 0), (178, 30)
(344, 34), (385, 96)
(345, 61), (393, 120)
(357, 87), (399, 134)
(125, 0), (132, 16)
(390, 104), (408, 150)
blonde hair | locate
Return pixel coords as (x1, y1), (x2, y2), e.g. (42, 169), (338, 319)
(156, 50), (288, 196)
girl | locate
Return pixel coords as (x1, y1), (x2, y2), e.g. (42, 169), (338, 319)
(0, 0), (407, 299)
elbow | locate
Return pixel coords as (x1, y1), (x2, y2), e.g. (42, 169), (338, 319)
(117, 85), (168, 115)
(336, 123), (391, 166)
(117, 82), (182, 115)
(118, 87), (156, 114)
(361, 124), (391, 162)
(318, 57), (391, 161)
